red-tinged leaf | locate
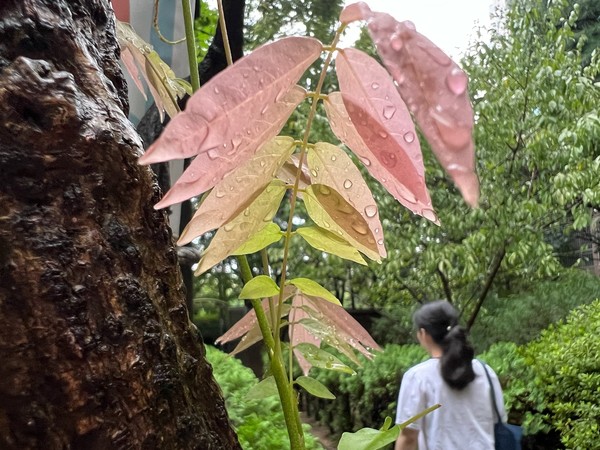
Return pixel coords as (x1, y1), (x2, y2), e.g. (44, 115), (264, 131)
(301, 295), (381, 357)
(363, 13), (479, 206)
(307, 142), (386, 257)
(216, 287), (296, 346)
(296, 226), (367, 265)
(116, 21), (187, 121)
(153, 87), (306, 208)
(177, 137), (296, 245)
(339, 1), (372, 24)
(303, 184), (380, 261)
(324, 93), (437, 223)
(289, 298), (321, 376)
(194, 181), (286, 275)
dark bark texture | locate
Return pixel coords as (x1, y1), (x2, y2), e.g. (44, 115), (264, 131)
(0, 1), (241, 449)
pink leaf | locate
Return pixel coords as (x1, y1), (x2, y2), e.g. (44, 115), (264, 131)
(138, 36), (322, 206)
(153, 86), (306, 208)
(334, 48), (436, 221)
(177, 137), (296, 245)
(324, 93), (437, 223)
(339, 2), (372, 24)
(364, 13), (479, 206)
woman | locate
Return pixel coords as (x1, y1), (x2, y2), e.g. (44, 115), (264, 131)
(395, 300), (507, 450)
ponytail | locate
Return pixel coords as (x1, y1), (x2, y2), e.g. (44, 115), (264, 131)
(413, 301), (475, 390)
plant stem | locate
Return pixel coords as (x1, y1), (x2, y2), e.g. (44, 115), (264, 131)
(181, 0), (200, 92)
(217, 0), (234, 66)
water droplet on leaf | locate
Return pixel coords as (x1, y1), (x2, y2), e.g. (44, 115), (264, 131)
(371, 82), (380, 90)
(383, 105), (396, 120)
(404, 131), (415, 143)
(364, 205), (378, 218)
(446, 67), (468, 95)
(352, 222), (369, 235)
(361, 157), (371, 167)
(343, 179), (353, 189)
(207, 148), (219, 160)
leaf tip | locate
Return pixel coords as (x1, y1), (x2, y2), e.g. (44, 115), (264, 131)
(339, 2), (372, 24)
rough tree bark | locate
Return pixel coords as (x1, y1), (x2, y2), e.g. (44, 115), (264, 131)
(0, 1), (241, 449)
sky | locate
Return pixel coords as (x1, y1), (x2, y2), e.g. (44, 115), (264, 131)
(342, 0), (502, 60)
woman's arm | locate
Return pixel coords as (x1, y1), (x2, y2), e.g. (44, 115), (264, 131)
(395, 427), (418, 450)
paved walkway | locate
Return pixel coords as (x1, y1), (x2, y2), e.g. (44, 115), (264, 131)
(301, 412), (337, 450)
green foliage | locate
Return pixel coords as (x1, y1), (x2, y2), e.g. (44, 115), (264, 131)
(470, 269), (600, 351)
(205, 346), (323, 450)
(194, 0), (218, 60)
(522, 300), (600, 449)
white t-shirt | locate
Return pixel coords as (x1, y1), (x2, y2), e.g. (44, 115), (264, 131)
(395, 358), (507, 450)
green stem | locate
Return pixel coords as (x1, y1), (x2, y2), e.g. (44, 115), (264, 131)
(217, 0), (234, 66)
(181, 0), (200, 92)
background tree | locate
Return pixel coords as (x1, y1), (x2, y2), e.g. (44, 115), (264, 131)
(0, 0), (241, 448)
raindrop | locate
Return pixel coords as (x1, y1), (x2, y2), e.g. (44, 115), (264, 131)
(253, 65), (260, 71)
(403, 21), (416, 31)
(323, 221), (331, 229)
(361, 157), (371, 167)
(310, 169), (318, 178)
(378, 130), (388, 139)
(215, 189), (225, 199)
(224, 223), (235, 232)
(243, 209), (250, 216)
(331, 155), (337, 162)
(259, 160), (266, 168)
(375, 227), (380, 234)
(446, 67), (468, 95)
(318, 185), (331, 196)
(352, 222), (369, 235)
(243, 72), (249, 78)
(371, 82), (380, 90)
(364, 205), (378, 218)
(207, 148), (219, 160)
(213, 86), (220, 94)
(396, 185), (417, 204)
(377, 239), (384, 245)
(261, 105), (269, 115)
(275, 89), (287, 102)
(343, 179), (353, 189)
(246, 128), (252, 135)
(404, 131), (415, 143)
(383, 105), (396, 120)
(231, 136), (243, 149)
(381, 152), (397, 168)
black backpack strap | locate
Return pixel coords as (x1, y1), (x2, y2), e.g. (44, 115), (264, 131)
(478, 359), (502, 424)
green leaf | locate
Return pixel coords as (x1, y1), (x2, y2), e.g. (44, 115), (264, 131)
(232, 222), (283, 255)
(287, 278), (341, 305)
(296, 226), (367, 265)
(295, 375), (335, 399)
(239, 275), (280, 300)
(337, 424), (399, 450)
(294, 343), (355, 374)
(245, 376), (278, 400)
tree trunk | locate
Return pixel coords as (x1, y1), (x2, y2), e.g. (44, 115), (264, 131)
(0, 1), (241, 449)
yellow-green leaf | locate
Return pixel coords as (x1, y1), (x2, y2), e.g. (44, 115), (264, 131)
(308, 142), (386, 258)
(296, 226), (367, 265)
(195, 181), (286, 275)
(303, 185), (380, 262)
(239, 275), (280, 300)
(295, 376), (336, 400)
(287, 278), (340, 305)
(294, 343), (355, 375)
(232, 222), (283, 255)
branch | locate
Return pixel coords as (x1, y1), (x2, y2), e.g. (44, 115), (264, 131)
(466, 247), (506, 331)
(436, 266), (453, 304)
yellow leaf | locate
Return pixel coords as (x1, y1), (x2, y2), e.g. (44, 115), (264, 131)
(296, 226), (367, 265)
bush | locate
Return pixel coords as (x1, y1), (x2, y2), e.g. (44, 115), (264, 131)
(521, 300), (600, 450)
(205, 346), (322, 450)
(471, 269), (600, 352)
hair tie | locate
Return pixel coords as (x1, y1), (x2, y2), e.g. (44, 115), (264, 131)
(446, 325), (454, 332)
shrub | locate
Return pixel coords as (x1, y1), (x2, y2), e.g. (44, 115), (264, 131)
(471, 269), (600, 352)
(521, 300), (600, 450)
(205, 346), (322, 450)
